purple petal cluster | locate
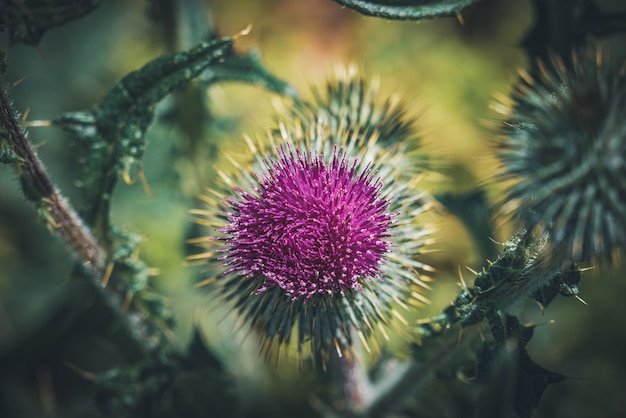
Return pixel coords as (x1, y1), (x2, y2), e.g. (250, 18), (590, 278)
(219, 146), (395, 300)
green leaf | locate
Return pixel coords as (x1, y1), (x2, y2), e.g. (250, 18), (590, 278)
(0, 0), (103, 46)
(532, 264), (582, 308)
(182, 328), (223, 371)
(53, 33), (294, 233)
(54, 37), (234, 230)
(477, 315), (567, 418)
(330, 0), (479, 20)
(199, 46), (298, 98)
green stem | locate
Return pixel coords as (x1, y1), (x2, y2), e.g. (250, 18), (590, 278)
(0, 79), (106, 276)
(336, 329), (373, 415)
(0, 77), (164, 355)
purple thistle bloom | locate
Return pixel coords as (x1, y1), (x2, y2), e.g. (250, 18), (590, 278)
(190, 66), (434, 365)
(219, 146), (395, 300)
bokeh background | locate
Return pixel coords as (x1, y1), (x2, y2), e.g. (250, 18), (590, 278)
(1, 0), (625, 416)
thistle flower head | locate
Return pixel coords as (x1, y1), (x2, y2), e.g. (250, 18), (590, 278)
(220, 145), (394, 300)
(495, 47), (626, 263)
(190, 66), (435, 365)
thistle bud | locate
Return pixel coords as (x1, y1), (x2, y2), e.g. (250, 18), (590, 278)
(495, 46), (626, 264)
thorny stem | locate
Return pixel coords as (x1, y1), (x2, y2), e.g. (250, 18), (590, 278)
(0, 80), (106, 277)
(0, 79), (168, 355)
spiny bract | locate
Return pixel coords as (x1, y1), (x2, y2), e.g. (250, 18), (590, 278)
(496, 47), (626, 264)
(189, 65), (435, 366)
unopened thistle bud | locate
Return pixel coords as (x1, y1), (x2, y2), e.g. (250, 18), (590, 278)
(189, 66), (436, 365)
(495, 46), (626, 264)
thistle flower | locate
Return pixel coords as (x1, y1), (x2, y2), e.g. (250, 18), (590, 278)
(189, 66), (435, 365)
(495, 47), (626, 263)
(220, 145), (393, 300)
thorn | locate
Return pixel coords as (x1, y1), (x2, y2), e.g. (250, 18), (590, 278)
(334, 339), (343, 359)
(243, 134), (257, 154)
(224, 152), (245, 171)
(138, 166), (151, 196)
(65, 361), (97, 380)
(186, 235), (215, 244)
(188, 208), (214, 217)
(193, 277), (216, 288)
(377, 320), (389, 341)
(488, 236), (505, 246)
(574, 295), (588, 305)
(465, 266), (478, 276)
(235, 24), (252, 40)
(187, 251), (214, 261)
(525, 319), (556, 328)
(216, 168), (233, 186)
(456, 13), (465, 26)
(101, 261), (114, 287)
(457, 265), (468, 289)
(518, 68), (534, 85)
(25, 119), (52, 127)
(122, 168), (136, 185)
(11, 75), (29, 89)
(357, 330), (371, 354)
(122, 291), (133, 312)
(392, 309), (409, 326)
(411, 290), (430, 304)
(184, 258), (210, 267)
(147, 267), (161, 277)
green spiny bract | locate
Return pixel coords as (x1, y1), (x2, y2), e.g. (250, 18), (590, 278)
(496, 46), (626, 264)
(417, 231), (584, 341)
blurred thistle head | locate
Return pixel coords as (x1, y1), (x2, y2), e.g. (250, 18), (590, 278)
(495, 46), (626, 264)
(189, 65), (436, 366)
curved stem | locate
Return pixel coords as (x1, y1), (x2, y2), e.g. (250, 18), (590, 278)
(0, 79), (106, 276)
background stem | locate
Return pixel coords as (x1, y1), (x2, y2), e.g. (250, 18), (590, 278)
(0, 80), (106, 277)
